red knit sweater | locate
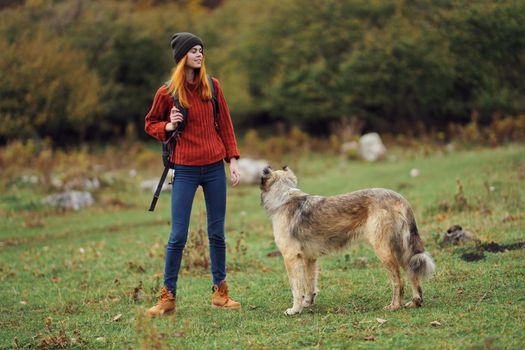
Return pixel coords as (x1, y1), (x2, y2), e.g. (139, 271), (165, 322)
(144, 77), (240, 166)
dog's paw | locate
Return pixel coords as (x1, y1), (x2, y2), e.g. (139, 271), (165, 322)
(284, 308), (302, 315)
(383, 303), (402, 311)
(404, 299), (422, 308)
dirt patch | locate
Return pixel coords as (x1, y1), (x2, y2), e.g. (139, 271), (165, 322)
(459, 241), (525, 262)
(481, 241), (525, 252)
(461, 252), (486, 262)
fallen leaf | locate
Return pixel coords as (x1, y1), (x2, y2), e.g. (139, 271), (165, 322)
(376, 318), (387, 325)
(50, 276), (61, 283)
(266, 250), (282, 257)
(364, 335), (376, 341)
(20, 300), (28, 305)
(112, 313), (122, 322)
(79, 247), (85, 254)
(456, 288), (464, 294)
(173, 331), (185, 337)
(502, 215), (517, 223)
(430, 321), (442, 327)
(32, 269), (44, 277)
(95, 337), (106, 343)
(107, 295), (120, 303)
(249, 305), (258, 310)
(132, 281), (144, 303)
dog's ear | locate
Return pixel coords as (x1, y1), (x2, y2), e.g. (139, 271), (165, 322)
(262, 166), (273, 176)
(282, 165), (289, 171)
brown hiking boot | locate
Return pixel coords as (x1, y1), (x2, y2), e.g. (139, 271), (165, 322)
(211, 281), (241, 309)
(146, 287), (175, 317)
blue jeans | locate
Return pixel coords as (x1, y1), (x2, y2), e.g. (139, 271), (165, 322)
(164, 160), (227, 294)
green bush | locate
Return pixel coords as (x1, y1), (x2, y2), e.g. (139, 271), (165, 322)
(1, 0), (524, 143)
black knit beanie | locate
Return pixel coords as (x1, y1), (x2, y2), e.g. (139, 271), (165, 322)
(170, 32), (204, 63)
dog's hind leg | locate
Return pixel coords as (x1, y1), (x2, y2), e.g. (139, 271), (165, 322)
(283, 253), (306, 315)
(302, 258), (318, 308)
(375, 247), (404, 310)
(382, 257), (404, 311)
(405, 270), (423, 308)
(404, 212), (435, 308)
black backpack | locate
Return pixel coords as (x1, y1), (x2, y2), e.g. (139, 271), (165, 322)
(148, 75), (219, 211)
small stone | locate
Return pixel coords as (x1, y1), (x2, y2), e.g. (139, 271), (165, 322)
(410, 168), (420, 178)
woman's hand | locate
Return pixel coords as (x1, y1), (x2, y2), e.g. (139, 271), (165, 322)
(165, 106), (184, 132)
(229, 158), (241, 187)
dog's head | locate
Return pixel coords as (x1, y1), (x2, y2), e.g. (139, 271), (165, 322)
(260, 165), (298, 192)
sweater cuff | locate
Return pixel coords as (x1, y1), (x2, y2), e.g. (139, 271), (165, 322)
(224, 152), (240, 163)
(158, 122), (170, 142)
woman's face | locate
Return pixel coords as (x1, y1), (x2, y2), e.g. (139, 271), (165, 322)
(185, 45), (203, 69)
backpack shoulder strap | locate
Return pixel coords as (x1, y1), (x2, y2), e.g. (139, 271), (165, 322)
(207, 75), (220, 131)
(164, 81), (187, 138)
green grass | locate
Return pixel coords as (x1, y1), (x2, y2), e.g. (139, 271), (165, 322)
(1, 145), (524, 349)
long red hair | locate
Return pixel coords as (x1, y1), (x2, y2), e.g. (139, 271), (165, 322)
(166, 55), (212, 108)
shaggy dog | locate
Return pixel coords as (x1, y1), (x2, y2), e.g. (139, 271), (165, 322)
(260, 166), (435, 315)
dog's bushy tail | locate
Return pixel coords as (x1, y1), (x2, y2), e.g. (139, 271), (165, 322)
(408, 252), (436, 279)
(406, 210), (436, 279)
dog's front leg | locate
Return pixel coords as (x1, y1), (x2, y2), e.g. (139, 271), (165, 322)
(283, 253), (305, 315)
(302, 258), (318, 307)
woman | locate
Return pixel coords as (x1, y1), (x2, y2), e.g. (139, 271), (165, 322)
(144, 32), (241, 317)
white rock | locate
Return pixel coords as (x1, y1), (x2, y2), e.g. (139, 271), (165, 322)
(51, 177), (63, 189)
(42, 191), (95, 211)
(410, 168), (420, 178)
(140, 170), (174, 193)
(21, 175), (39, 184)
(358, 133), (387, 162)
(64, 177), (100, 191)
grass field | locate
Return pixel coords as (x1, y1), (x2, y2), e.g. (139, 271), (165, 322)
(1, 144), (524, 349)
